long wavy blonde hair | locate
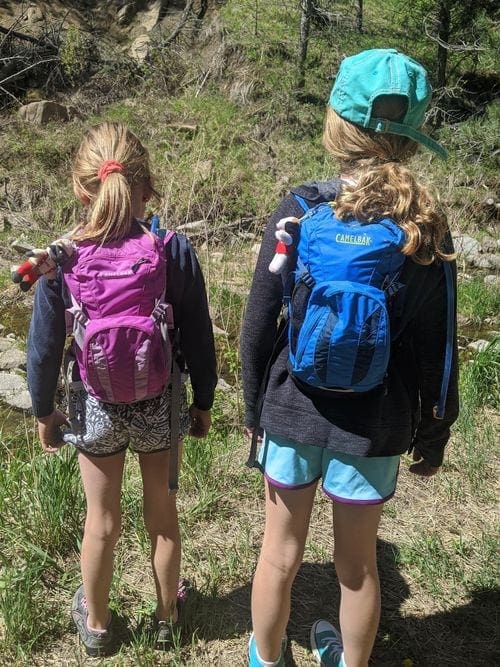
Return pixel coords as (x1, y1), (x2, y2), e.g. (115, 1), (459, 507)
(323, 106), (454, 265)
(71, 122), (154, 243)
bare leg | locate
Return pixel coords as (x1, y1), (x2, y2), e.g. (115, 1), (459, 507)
(139, 445), (182, 622)
(333, 502), (384, 667)
(78, 450), (126, 630)
(252, 480), (318, 662)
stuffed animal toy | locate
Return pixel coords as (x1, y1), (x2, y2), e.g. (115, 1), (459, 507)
(11, 238), (75, 291)
(268, 216), (301, 274)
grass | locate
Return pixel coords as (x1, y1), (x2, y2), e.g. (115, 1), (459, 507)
(458, 277), (500, 328)
(0, 326), (498, 664)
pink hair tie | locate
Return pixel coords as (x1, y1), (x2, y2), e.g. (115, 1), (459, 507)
(97, 160), (124, 183)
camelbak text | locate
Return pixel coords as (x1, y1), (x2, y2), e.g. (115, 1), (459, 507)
(335, 233), (373, 246)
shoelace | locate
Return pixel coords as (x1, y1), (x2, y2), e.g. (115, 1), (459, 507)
(321, 636), (342, 653)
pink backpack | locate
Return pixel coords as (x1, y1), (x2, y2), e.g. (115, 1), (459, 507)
(63, 231), (174, 404)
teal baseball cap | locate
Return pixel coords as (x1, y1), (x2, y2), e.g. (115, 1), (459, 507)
(329, 48), (447, 160)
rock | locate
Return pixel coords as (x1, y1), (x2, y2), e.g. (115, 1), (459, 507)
(252, 243), (261, 255)
(19, 101), (70, 125)
(484, 274), (499, 287)
(0, 372), (25, 397)
(0, 370), (31, 411)
(0, 348), (26, 371)
(10, 238), (33, 254)
(0, 337), (16, 352)
(470, 253), (500, 271)
(452, 233), (481, 257)
(481, 238), (500, 254)
(26, 5), (44, 24)
(136, 0), (162, 33)
(5, 389), (32, 411)
(212, 323), (228, 336)
(129, 34), (151, 62)
(216, 378), (232, 392)
(467, 340), (490, 353)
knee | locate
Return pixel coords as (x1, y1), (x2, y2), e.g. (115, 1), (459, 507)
(258, 545), (302, 583)
(334, 551), (378, 591)
(143, 500), (178, 538)
(84, 511), (121, 545)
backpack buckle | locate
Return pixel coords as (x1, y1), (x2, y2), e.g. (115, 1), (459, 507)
(300, 271), (315, 289)
(152, 301), (174, 328)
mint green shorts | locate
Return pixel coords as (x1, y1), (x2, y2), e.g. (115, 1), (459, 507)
(258, 432), (400, 504)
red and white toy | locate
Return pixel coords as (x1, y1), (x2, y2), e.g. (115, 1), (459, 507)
(11, 238), (75, 291)
(268, 216), (301, 274)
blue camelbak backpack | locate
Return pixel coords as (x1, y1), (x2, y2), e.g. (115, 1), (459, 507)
(287, 198), (406, 393)
(245, 192), (455, 468)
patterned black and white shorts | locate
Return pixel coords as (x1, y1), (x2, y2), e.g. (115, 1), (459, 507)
(63, 383), (190, 457)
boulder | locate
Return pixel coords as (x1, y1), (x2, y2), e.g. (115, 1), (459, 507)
(19, 101), (70, 125)
(0, 372), (25, 396)
(469, 253), (500, 271)
(452, 233), (481, 258)
(5, 390), (32, 412)
(467, 340), (490, 353)
(0, 348), (26, 371)
(484, 275), (499, 288)
(129, 34), (151, 62)
(0, 370), (31, 412)
(136, 0), (162, 33)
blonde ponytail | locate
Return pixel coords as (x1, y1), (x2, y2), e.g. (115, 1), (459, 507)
(323, 107), (454, 265)
(71, 122), (153, 243)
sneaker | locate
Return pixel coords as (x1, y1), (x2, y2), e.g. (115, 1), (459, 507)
(248, 632), (287, 667)
(152, 578), (192, 650)
(71, 585), (117, 657)
(310, 620), (344, 667)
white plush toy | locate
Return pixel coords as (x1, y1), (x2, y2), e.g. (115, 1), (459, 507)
(268, 216), (301, 274)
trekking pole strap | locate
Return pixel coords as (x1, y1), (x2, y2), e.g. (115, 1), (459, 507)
(168, 353), (182, 494)
(434, 261), (455, 419)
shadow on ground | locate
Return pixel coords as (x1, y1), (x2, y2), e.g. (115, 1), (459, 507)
(180, 539), (499, 666)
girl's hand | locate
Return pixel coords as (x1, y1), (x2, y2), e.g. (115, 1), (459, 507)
(244, 427), (262, 443)
(189, 405), (211, 438)
(37, 409), (68, 454)
(409, 448), (439, 477)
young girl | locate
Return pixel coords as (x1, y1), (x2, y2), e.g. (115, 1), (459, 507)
(26, 122), (217, 657)
(241, 49), (459, 667)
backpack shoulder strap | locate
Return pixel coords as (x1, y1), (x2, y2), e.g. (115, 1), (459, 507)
(292, 193), (311, 213)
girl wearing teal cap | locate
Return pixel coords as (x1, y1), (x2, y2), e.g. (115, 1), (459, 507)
(241, 49), (458, 667)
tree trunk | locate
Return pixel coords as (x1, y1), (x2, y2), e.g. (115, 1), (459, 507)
(297, 0), (313, 92)
(357, 0), (363, 33)
(436, 0), (451, 90)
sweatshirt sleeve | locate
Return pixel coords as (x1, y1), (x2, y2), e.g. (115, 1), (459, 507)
(166, 234), (217, 411)
(411, 259), (459, 467)
(27, 273), (67, 418)
(240, 194), (305, 427)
